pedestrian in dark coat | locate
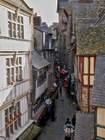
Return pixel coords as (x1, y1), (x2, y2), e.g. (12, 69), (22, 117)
(59, 80), (62, 97)
(50, 99), (56, 121)
(64, 118), (74, 140)
(72, 114), (76, 127)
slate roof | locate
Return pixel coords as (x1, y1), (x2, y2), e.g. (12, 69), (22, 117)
(91, 55), (105, 107)
(70, 1), (105, 55)
(74, 112), (94, 140)
(32, 51), (49, 70)
(57, 0), (69, 11)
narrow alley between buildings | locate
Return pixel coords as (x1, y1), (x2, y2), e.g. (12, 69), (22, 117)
(37, 88), (77, 140)
(0, 0), (105, 140)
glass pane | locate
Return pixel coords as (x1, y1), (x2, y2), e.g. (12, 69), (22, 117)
(97, 127), (105, 138)
(83, 75), (88, 85)
(90, 57), (94, 74)
(6, 58), (10, 66)
(5, 109), (9, 122)
(13, 23), (16, 38)
(17, 24), (20, 38)
(11, 58), (14, 66)
(8, 22), (12, 37)
(21, 25), (24, 39)
(16, 67), (18, 81)
(16, 58), (18, 65)
(84, 57), (88, 74)
(21, 16), (23, 24)
(97, 108), (105, 126)
(11, 68), (14, 81)
(18, 16), (20, 23)
(10, 124), (14, 134)
(7, 68), (10, 85)
(19, 57), (22, 65)
(13, 13), (16, 21)
(8, 11), (11, 20)
(6, 127), (10, 137)
(90, 75), (94, 86)
(19, 66), (22, 80)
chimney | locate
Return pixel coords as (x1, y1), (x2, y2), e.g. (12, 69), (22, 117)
(33, 14), (42, 27)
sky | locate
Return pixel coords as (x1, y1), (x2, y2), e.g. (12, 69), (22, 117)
(26, 0), (58, 26)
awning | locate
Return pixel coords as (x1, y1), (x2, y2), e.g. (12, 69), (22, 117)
(32, 51), (49, 70)
(17, 123), (41, 140)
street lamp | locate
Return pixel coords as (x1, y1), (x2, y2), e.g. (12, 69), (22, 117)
(0, 136), (6, 140)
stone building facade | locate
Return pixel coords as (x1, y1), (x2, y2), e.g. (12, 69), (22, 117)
(0, 0), (34, 139)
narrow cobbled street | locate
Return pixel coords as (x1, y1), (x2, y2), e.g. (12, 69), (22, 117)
(38, 88), (77, 140)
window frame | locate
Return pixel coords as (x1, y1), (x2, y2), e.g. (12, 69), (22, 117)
(96, 107), (105, 139)
(5, 102), (21, 138)
(6, 57), (23, 86)
(8, 11), (24, 39)
(82, 56), (96, 86)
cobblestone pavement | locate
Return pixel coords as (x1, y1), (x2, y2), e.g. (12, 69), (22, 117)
(37, 88), (77, 140)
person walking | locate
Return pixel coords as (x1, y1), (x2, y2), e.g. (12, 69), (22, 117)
(50, 99), (56, 121)
(64, 118), (74, 140)
(72, 114), (76, 128)
(59, 80), (62, 97)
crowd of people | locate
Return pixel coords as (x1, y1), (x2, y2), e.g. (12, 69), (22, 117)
(54, 65), (74, 98)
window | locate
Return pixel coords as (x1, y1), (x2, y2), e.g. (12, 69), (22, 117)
(90, 57), (95, 74)
(13, 23), (16, 38)
(19, 57), (22, 65)
(84, 57), (88, 74)
(21, 16), (23, 24)
(8, 11), (24, 39)
(9, 106), (14, 134)
(8, 11), (11, 20)
(82, 56), (96, 86)
(18, 16), (21, 23)
(17, 24), (20, 38)
(7, 68), (11, 85)
(17, 102), (21, 127)
(83, 75), (88, 85)
(21, 25), (24, 39)
(16, 67), (18, 81)
(6, 57), (23, 85)
(11, 58), (14, 66)
(13, 13), (16, 21)
(19, 66), (22, 80)
(11, 68), (14, 81)
(37, 70), (46, 87)
(5, 102), (21, 137)
(6, 58), (10, 66)
(97, 108), (105, 139)
(8, 22), (12, 37)
(97, 108), (105, 126)
(5, 109), (10, 137)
